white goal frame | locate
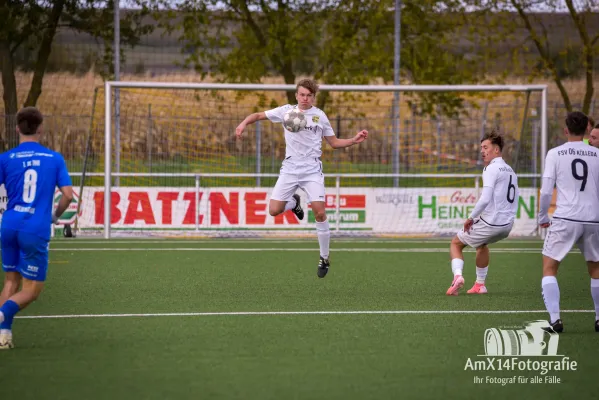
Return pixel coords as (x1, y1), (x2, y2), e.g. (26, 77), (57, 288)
(103, 82), (548, 239)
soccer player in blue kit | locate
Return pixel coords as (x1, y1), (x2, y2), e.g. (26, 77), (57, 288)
(0, 107), (73, 349)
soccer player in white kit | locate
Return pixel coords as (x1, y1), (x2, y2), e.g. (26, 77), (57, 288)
(235, 79), (368, 277)
(538, 111), (599, 333)
(446, 130), (519, 295)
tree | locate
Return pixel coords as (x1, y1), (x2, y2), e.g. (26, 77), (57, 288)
(472, 0), (599, 114)
(0, 0), (154, 150)
(169, 0), (322, 105)
(169, 0), (493, 113)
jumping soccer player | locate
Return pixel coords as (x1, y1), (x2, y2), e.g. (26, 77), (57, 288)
(235, 79), (368, 277)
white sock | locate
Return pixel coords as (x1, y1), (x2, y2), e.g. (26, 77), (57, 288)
(476, 266), (488, 284)
(542, 276), (561, 323)
(591, 278), (599, 320)
(0, 329), (11, 336)
(451, 259), (464, 276)
(283, 196), (297, 212)
(315, 219), (330, 259)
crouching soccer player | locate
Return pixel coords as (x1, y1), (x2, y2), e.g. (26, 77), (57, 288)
(0, 107), (73, 349)
(446, 130), (519, 295)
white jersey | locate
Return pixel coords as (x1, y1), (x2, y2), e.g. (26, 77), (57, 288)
(543, 141), (599, 224)
(265, 105), (334, 172)
(479, 157), (519, 226)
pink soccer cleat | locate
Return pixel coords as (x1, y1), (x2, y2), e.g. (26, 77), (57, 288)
(467, 282), (488, 294)
(446, 275), (464, 296)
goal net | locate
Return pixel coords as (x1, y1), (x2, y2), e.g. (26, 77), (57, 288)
(74, 82), (547, 238)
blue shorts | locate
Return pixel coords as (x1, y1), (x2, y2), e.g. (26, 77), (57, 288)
(1, 228), (50, 281)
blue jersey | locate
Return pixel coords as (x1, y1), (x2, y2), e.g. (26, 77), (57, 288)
(0, 142), (71, 240)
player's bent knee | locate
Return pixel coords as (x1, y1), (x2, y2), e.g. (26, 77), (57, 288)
(587, 262), (599, 278)
(3, 272), (21, 285)
(542, 256), (560, 276)
(2, 275), (21, 294)
(268, 208), (282, 217)
(24, 288), (43, 302)
(451, 236), (465, 247)
(268, 200), (286, 217)
(22, 279), (45, 299)
(314, 211), (327, 222)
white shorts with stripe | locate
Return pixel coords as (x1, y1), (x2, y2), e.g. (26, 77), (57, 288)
(270, 172), (325, 203)
(542, 218), (599, 262)
(270, 158), (326, 203)
(457, 218), (513, 249)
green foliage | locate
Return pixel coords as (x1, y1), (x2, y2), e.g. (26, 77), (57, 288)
(534, 45), (585, 80)
(0, 0), (160, 149)
(1, 0), (157, 91)
(59, 0), (157, 78)
(469, 0), (599, 113)
(166, 0), (495, 116)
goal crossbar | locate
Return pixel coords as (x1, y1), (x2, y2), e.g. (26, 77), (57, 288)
(105, 81), (548, 92)
(103, 81), (549, 239)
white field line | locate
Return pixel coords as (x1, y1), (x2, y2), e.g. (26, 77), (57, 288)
(48, 247), (560, 253)
(54, 239), (544, 245)
(16, 309), (593, 320)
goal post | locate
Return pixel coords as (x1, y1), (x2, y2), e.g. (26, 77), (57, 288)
(97, 81), (548, 239)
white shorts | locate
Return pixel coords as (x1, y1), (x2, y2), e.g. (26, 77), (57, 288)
(457, 219), (513, 249)
(542, 219), (599, 262)
(270, 172), (326, 203)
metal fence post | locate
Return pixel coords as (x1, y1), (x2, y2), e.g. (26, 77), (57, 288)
(256, 120), (261, 187)
(532, 119), (539, 189)
(147, 104), (152, 171)
(195, 175), (200, 231)
(335, 176), (341, 233)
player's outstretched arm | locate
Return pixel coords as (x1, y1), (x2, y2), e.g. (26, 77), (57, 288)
(235, 112), (268, 139)
(324, 130), (368, 149)
(53, 185), (74, 223)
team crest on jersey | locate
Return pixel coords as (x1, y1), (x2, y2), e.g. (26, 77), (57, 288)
(312, 116), (320, 123)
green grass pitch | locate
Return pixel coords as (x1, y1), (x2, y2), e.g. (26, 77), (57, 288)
(1, 238), (596, 400)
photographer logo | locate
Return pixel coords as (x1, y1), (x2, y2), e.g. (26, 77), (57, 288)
(483, 320), (559, 356)
(465, 320), (578, 385)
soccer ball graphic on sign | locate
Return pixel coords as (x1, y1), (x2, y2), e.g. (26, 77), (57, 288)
(283, 108), (307, 132)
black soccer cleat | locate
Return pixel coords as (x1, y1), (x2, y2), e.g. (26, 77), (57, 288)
(595, 320), (599, 333)
(291, 194), (304, 220)
(317, 256), (330, 278)
(546, 319), (563, 333)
